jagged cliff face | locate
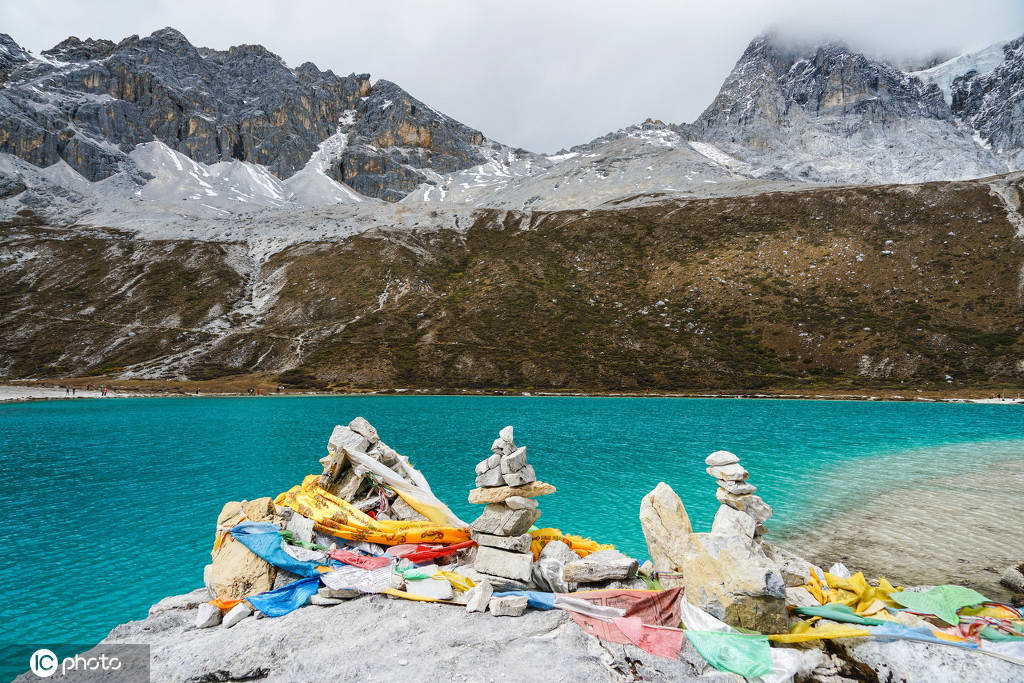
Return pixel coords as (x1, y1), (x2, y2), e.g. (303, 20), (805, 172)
(329, 80), (494, 201)
(952, 37), (1024, 169)
(0, 28), (369, 181)
(0, 29), (499, 200)
(694, 36), (1008, 185)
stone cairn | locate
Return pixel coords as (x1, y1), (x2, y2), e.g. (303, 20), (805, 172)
(706, 449), (773, 538)
(464, 426), (552, 617)
(317, 417), (427, 522)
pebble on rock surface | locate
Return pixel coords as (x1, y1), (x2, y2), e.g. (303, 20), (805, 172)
(194, 603), (221, 628)
(489, 595), (528, 617)
(222, 603), (252, 628)
(465, 581), (493, 613)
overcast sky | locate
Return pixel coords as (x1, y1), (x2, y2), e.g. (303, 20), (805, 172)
(3, 0), (1023, 153)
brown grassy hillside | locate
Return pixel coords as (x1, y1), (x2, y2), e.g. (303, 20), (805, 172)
(2, 176), (1022, 391)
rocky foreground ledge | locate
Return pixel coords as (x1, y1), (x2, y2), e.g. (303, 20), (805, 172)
(31, 584), (1019, 682)
(24, 420), (1024, 682)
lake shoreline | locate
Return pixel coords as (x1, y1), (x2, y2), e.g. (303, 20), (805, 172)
(3, 383), (1022, 405)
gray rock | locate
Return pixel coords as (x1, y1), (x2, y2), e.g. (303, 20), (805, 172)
(999, 565), (1024, 593)
(534, 541), (579, 593)
(348, 417), (379, 445)
(499, 425), (514, 443)
(469, 504), (541, 536)
(785, 586), (820, 608)
(475, 467), (505, 488)
(563, 549), (638, 583)
(474, 547), (534, 582)
(149, 588), (211, 616)
(85, 589), (725, 681)
(705, 450), (740, 466)
(762, 542), (819, 587)
(474, 572), (532, 592)
(465, 581), (493, 613)
(222, 603), (252, 628)
(390, 496), (429, 522)
(194, 603), (221, 628)
(715, 488), (772, 523)
(286, 512), (315, 545)
(683, 532), (788, 633)
(952, 37), (1024, 171)
(697, 34), (1008, 188)
(502, 464), (536, 487)
(272, 569), (302, 591)
(541, 540), (579, 565)
(368, 442), (400, 466)
(639, 482), (692, 575)
(504, 495), (538, 510)
(489, 595), (528, 617)
(328, 425), (370, 455)
(716, 478), (757, 495)
(475, 458), (492, 475)
(471, 531), (533, 553)
(588, 578), (649, 591)
(500, 446), (528, 474)
(711, 504), (756, 539)
(831, 631), (1024, 682)
(319, 587), (360, 600)
(333, 467), (365, 500)
(309, 594), (345, 607)
(706, 463), (748, 481)
(490, 438), (514, 456)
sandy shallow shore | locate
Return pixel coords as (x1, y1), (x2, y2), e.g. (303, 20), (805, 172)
(0, 385), (162, 401)
(779, 458), (1024, 600)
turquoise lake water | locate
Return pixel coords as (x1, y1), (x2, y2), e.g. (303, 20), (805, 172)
(1, 395), (1023, 675)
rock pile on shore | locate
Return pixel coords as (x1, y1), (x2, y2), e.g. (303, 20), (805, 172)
(467, 427), (542, 616)
(640, 451), (808, 633)
(318, 418), (428, 521)
(50, 428), (1024, 683)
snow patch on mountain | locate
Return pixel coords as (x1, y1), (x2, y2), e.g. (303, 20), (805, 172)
(910, 40), (1009, 105)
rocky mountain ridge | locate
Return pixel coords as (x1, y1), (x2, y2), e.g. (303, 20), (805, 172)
(3, 28), (1024, 211)
(0, 28), (509, 201)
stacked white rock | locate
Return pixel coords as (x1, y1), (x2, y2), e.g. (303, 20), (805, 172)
(672, 450), (789, 634)
(317, 417), (428, 521)
(475, 425), (537, 487)
(705, 450), (772, 539)
(466, 426), (542, 614)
